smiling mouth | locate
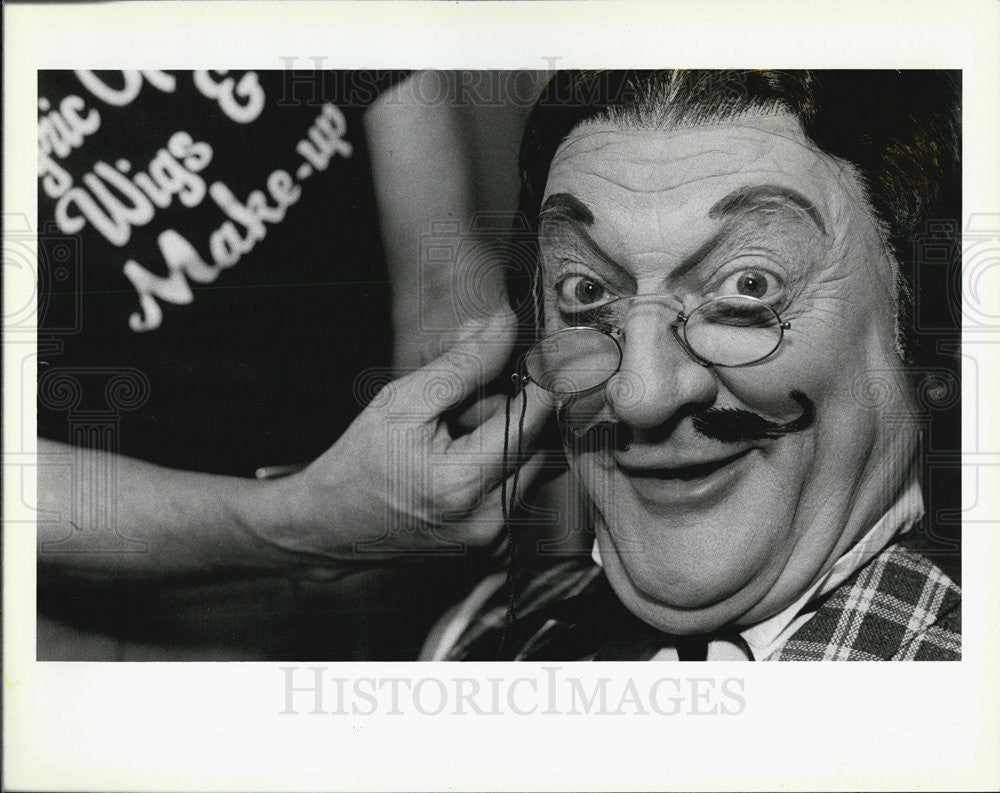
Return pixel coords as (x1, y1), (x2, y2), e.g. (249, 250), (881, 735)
(612, 447), (755, 507)
(618, 448), (754, 481)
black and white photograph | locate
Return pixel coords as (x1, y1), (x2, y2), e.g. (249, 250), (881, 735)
(34, 66), (964, 663)
(4, 2), (999, 791)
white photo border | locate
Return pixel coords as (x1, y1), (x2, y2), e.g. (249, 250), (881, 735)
(4, 2), (1000, 791)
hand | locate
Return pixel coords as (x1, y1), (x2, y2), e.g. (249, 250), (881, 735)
(258, 308), (553, 563)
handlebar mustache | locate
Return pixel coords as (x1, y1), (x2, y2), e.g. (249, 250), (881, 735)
(691, 390), (815, 443)
(561, 390), (816, 451)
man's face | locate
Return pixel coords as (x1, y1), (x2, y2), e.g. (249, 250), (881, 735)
(539, 113), (915, 633)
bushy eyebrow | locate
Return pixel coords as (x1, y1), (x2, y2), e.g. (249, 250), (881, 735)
(539, 193), (637, 293)
(708, 184), (827, 235)
(540, 193), (595, 225)
(539, 186), (822, 287)
(539, 193), (738, 288)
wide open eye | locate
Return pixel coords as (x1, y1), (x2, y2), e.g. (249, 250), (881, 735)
(714, 266), (787, 306)
(555, 275), (612, 310)
(734, 271), (768, 298)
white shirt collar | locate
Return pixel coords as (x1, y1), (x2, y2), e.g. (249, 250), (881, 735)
(591, 474), (925, 661)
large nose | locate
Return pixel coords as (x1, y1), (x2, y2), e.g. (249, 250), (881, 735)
(605, 305), (718, 431)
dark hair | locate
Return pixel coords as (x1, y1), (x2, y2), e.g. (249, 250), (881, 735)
(510, 70), (961, 369)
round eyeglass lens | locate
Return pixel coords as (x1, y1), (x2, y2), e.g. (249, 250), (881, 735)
(683, 295), (784, 366)
(524, 326), (621, 394)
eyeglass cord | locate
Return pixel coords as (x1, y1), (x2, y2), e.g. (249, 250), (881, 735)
(497, 375), (528, 661)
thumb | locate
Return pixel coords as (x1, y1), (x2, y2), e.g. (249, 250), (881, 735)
(400, 307), (518, 418)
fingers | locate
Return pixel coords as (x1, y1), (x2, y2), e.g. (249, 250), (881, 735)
(504, 447), (547, 500)
(450, 382), (557, 487)
(501, 382), (558, 452)
(450, 393), (509, 434)
(459, 450), (548, 546)
(397, 308), (518, 419)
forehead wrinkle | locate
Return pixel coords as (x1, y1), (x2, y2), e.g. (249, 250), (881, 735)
(551, 159), (763, 198)
(545, 118), (894, 295)
(550, 136), (767, 198)
(548, 156), (838, 227)
(551, 117), (825, 192)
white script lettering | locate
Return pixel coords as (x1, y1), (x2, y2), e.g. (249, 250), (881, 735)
(123, 170), (301, 331)
(74, 70), (176, 107)
(54, 132), (213, 246)
(123, 230), (220, 332)
(193, 70), (265, 124)
(296, 103), (353, 171)
(37, 95), (102, 199)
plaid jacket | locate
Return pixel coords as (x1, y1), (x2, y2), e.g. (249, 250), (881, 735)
(446, 542), (961, 661)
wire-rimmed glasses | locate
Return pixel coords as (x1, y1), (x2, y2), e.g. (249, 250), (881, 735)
(522, 294), (791, 395)
(496, 292), (791, 657)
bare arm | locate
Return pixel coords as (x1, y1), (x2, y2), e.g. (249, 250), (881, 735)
(38, 74), (551, 583)
(366, 71), (520, 372)
(37, 311), (550, 582)
(36, 436), (302, 580)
